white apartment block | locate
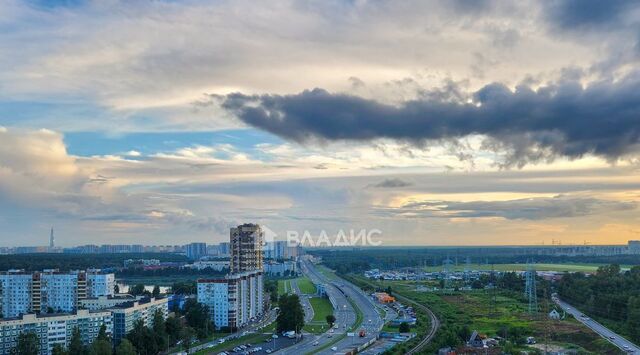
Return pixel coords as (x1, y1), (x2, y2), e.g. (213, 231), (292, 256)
(110, 297), (168, 344)
(40, 273), (85, 314)
(86, 273), (115, 298)
(0, 270), (114, 318)
(197, 270), (263, 330)
(0, 273), (33, 319)
(0, 309), (112, 355)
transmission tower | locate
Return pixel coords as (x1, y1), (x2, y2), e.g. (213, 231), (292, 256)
(524, 260), (538, 314)
(464, 257), (471, 285)
(442, 254), (454, 292)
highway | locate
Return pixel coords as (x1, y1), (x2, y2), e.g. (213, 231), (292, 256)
(273, 260), (357, 354)
(554, 297), (639, 354)
(290, 279), (315, 324)
(301, 260), (383, 355)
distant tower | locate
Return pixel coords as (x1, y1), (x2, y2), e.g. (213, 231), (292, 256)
(49, 228), (55, 249)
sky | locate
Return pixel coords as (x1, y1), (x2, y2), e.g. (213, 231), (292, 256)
(1, 0), (640, 246)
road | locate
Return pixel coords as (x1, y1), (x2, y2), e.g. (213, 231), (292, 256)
(275, 260), (357, 354)
(290, 278), (314, 324)
(555, 297), (639, 354)
(291, 260), (384, 355)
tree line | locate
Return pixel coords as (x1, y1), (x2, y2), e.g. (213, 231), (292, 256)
(558, 264), (640, 342)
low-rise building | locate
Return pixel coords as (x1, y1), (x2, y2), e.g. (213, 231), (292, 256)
(110, 297), (169, 344)
(184, 261), (230, 271)
(79, 295), (144, 311)
(0, 309), (112, 355)
(263, 261), (296, 276)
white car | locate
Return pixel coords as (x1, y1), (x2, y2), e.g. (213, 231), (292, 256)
(331, 346), (338, 351)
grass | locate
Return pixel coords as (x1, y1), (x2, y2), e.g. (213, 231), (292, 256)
(192, 332), (270, 355)
(422, 263), (632, 273)
(277, 279), (287, 295)
(309, 296), (334, 323)
(316, 265), (339, 280)
(297, 277), (317, 294)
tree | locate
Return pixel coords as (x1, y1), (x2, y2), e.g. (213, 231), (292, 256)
(69, 327), (85, 355)
(399, 322), (410, 333)
(52, 344), (68, 355)
(127, 319), (158, 355)
(152, 285), (161, 298)
(89, 324), (112, 355)
(184, 299), (212, 338)
(153, 309), (168, 351)
(13, 332), (39, 355)
(130, 283), (146, 296)
(165, 315), (183, 345)
(276, 294), (305, 333)
(180, 327), (196, 352)
(115, 339), (137, 355)
(325, 314), (336, 328)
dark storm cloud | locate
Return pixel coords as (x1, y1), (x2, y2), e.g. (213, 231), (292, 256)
(222, 73), (640, 167)
(544, 0), (636, 30)
(384, 196), (636, 220)
(373, 178), (413, 188)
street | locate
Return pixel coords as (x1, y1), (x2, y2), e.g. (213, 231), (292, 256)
(554, 297), (640, 354)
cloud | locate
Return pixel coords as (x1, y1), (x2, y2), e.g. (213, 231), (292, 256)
(222, 72), (640, 167)
(543, 0), (636, 30)
(373, 178), (413, 188)
(386, 195), (637, 220)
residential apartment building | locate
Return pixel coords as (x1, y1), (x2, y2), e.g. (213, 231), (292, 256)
(110, 297), (168, 344)
(264, 241), (300, 260)
(197, 270), (263, 329)
(0, 270), (115, 318)
(185, 243), (207, 260)
(230, 224), (263, 273)
(86, 272), (115, 298)
(0, 309), (112, 355)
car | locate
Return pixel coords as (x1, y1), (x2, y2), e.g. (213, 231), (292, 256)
(331, 346), (338, 351)
(609, 336), (616, 340)
(265, 350), (272, 354)
(272, 334), (279, 339)
(313, 341), (319, 346)
(328, 334), (332, 338)
(218, 339), (226, 344)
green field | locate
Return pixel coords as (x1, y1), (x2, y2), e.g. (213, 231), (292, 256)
(297, 277), (317, 294)
(364, 276), (621, 355)
(277, 280), (289, 295)
(310, 296), (333, 322)
(423, 263), (631, 273)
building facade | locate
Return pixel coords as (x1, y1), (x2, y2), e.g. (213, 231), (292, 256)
(110, 297), (169, 344)
(230, 224), (263, 273)
(0, 270), (114, 318)
(186, 243), (207, 260)
(197, 270), (263, 329)
(86, 272), (115, 298)
(0, 309), (112, 355)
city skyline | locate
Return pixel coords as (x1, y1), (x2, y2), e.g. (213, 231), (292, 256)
(2, 1), (640, 246)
